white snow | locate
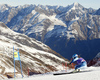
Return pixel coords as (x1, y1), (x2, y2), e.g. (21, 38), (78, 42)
(0, 35), (65, 64)
(48, 15), (66, 26)
(8, 67), (100, 80)
(87, 25), (93, 29)
(38, 14), (67, 32)
(71, 2), (79, 10)
(32, 10), (37, 14)
(66, 31), (75, 39)
(26, 13), (67, 36)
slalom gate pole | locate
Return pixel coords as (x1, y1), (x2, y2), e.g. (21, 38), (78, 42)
(72, 63), (74, 69)
(18, 48), (23, 78)
(20, 60), (23, 78)
(65, 62), (67, 72)
(62, 62), (64, 70)
(27, 67), (29, 77)
(13, 46), (16, 78)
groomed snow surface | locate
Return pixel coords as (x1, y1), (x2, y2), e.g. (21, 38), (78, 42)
(9, 67), (100, 80)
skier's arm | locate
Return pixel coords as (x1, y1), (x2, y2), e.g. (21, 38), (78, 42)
(67, 59), (74, 65)
(68, 58), (76, 65)
(70, 59), (74, 64)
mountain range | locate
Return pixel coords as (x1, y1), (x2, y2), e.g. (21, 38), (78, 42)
(0, 2), (100, 60)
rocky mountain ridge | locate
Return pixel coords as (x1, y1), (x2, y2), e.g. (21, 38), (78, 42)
(0, 22), (66, 79)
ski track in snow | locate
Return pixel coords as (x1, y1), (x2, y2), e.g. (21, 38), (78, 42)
(8, 67), (100, 80)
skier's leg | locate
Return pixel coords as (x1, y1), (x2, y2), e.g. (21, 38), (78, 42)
(75, 62), (87, 70)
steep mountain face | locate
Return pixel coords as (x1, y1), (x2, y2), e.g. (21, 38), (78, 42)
(0, 2), (100, 60)
(94, 52), (100, 66)
(0, 22), (67, 79)
(94, 8), (100, 15)
(45, 13), (100, 60)
(87, 52), (100, 66)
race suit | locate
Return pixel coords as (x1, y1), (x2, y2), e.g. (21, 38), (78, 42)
(70, 57), (87, 70)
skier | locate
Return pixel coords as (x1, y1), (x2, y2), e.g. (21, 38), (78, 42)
(68, 54), (87, 72)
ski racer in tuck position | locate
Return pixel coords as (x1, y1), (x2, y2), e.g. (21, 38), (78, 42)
(68, 54), (87, 72)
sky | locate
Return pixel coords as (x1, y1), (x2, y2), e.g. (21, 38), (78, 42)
(0, 0), (99, 9)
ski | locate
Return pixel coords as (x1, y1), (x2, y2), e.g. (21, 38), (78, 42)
(53, 70), (92, 75)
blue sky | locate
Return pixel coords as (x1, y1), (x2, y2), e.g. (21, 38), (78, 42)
(0, 0), (99, 9)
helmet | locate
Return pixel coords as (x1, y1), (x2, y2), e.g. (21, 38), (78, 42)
(72, 54), (78, 59)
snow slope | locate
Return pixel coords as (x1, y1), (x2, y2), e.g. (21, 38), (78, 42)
(9, 67), (100, 80)
(0, 22), (67, 79)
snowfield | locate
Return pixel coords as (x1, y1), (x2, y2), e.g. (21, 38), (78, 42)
(8, 67), (100, 80)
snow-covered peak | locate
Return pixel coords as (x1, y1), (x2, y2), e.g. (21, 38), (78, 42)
(70, 2), (84, 10)
(0, 4), (11, 12)
(37, 4), (45, 9)
(0, 4), (11, 7)
(73, 2), (79, 6)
